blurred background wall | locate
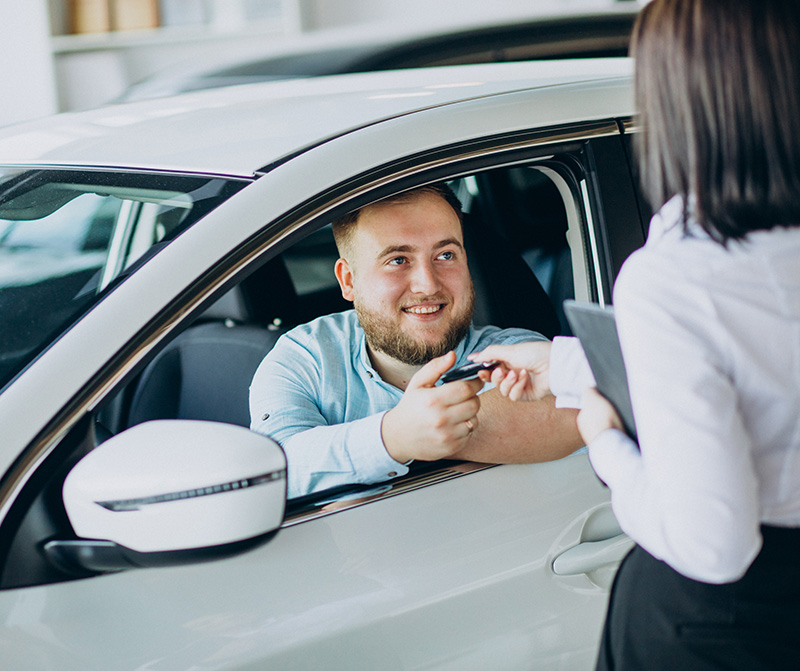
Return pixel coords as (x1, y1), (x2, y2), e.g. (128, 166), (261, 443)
(0, 0), (619, 127)
(0, 0), (59, 126)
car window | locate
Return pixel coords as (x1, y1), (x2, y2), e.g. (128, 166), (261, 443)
(0, 168), (247, 391)
(458, 165), (585, 334)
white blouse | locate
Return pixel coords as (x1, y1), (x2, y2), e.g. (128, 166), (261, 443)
(552, 196), (800, 584)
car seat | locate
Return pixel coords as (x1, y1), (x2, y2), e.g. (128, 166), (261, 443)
(463, 210), (562, 339)
(125, 258), (296, 428)
(471, 168), (574, 335)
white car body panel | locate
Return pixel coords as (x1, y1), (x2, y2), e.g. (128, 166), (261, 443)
(2, 456), (611, 670)
(118, 3), (641, 102)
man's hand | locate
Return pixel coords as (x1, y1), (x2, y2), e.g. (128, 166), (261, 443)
(469, 341), (553, 402)
(381, 351), (483, 464)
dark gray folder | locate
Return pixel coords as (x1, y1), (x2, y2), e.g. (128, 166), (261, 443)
(563, 300), (638, 442)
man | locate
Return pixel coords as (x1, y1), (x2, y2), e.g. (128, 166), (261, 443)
(250, 183), (582, 497)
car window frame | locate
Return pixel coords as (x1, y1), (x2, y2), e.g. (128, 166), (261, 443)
(253, 127), (645, 521)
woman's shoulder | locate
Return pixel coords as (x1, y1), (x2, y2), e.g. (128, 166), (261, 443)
(613, 242), (725, 334)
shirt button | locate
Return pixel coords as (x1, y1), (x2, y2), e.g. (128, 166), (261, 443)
(387, 471), (397, 477)
(367, 371), (374, 378)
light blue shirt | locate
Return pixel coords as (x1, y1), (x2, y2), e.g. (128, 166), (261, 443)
(250, 309), (545, 498)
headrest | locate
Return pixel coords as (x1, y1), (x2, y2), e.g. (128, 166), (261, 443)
(463, 212), (562, 339)
(201, 257), (299, 327)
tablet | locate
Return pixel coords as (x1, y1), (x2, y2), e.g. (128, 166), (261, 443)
(563, 300), (638, 441)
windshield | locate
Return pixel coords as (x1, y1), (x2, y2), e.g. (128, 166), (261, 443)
(0, 168), (247, 391)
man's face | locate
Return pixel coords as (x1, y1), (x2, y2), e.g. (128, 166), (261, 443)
(335, 191), (475, 365)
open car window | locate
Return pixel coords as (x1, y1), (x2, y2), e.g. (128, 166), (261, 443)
(68, 118), (643, 540)
(278, 163), (589, 514)
(94, 157), (593, 517)
(0, 168), (246, 391)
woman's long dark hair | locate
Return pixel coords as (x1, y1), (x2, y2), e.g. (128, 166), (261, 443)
(632, 0), (800, 243)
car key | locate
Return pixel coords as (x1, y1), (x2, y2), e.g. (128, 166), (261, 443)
(439, 360), (498, 384)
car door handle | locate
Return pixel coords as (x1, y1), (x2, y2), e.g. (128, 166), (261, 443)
(552, 533), (634, 576)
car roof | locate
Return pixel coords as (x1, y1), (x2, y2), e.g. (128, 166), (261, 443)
(0, 59), (633, 178)
(120, 6), (640, 101)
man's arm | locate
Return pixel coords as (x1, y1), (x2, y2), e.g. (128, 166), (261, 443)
(381, 351), (582, 466)
(454, 389), (582, 463)
(462, 337), (586, 462)
(380, 351), (484, 464)
(250, 335), (408, 498)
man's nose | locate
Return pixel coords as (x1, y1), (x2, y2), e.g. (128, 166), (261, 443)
(409, 261), (442, 294)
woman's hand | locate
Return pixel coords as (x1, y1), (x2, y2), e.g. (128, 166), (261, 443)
(576, 388), (624, 444)
(469, 341), (553, 402)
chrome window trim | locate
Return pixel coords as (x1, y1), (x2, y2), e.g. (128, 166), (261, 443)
(283, 462), (496, 526)
(0, 119), (621, 528)
(580, 179), (606, 307)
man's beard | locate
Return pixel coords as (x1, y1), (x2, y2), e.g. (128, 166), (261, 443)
(354, 286), (475, 366)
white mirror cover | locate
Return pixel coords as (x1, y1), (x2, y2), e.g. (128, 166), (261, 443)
(63, 420), (286, 553)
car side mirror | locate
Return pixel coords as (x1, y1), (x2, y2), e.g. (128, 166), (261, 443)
(44, 420), (286, 574)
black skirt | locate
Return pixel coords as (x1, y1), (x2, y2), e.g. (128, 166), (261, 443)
(595, 525), (800, 671)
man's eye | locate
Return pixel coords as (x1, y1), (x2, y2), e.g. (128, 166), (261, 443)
(438, 251), (455, 261)
(388, 257), (407, 266)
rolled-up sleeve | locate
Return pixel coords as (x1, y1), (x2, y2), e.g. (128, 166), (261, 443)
(249, 333), (407, 498)
(549, 336), (596, 408)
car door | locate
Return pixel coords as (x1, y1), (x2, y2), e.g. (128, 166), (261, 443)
(0, 108), (644, 668)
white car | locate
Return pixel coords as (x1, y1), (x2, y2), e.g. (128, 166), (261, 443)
(0, 59), (643, 669)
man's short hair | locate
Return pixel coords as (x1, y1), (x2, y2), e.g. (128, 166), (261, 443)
(331, 183), (463, 260)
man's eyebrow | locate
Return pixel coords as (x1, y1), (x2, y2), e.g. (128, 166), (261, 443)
(434, 237), (464, 251)
(377, 243), (414, 258)
(377, 238), (464, 258)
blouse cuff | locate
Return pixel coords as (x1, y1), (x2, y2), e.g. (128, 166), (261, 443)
(587, 427), (641, 489)
(549, 336), (596, 408)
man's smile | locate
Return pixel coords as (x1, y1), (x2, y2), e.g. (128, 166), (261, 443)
(402, 303), (446, 315)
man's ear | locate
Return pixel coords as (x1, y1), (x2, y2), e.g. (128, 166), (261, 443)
(334, 257), (355, 302)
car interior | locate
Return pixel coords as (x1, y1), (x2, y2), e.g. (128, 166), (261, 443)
(96, 163), (580, 497)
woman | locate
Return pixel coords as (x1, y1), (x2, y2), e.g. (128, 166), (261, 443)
(472, 1), (800, 668)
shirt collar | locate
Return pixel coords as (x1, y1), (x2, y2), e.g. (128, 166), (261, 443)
(646, 195), (685, 245)
(647, 194), (709, 246)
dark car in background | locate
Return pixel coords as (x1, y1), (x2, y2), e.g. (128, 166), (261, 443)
(120, 5), (640, 101)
